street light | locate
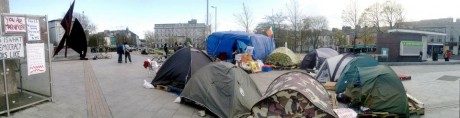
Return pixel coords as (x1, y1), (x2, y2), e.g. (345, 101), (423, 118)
(211, 6), (217, 32)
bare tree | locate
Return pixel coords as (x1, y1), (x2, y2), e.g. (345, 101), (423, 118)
(286, 0), (303, 52)
(234, 3), (253, 33)
(144, 31), (155, 48)
(304, 16), (329, 49)
(382, 0), (404, 28)
(332, 29), (347, 48)
(73, 12), (96, 34)
(342, 0), (363, 50)
(362, 2), (383, 32)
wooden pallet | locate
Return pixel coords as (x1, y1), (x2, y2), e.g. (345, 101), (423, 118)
(272, 65), (297, 70)
(407, 93), (425, 115)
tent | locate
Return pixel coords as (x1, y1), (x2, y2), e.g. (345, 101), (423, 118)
(206, 31), (275, 61)
(270, 47), (299, 64)
(315, 53), (355, 83)
(251, 72), (337, 118)
(300, 48), (339, 70)
(181, 62), (262, 118)
(345, 65), (409, 117)
(151, 48), (212, 89)
(335, 54), (379, 93)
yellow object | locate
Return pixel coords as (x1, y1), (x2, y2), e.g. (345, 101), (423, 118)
(249, 61), (261, 73)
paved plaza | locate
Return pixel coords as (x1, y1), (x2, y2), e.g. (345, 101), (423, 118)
(0, 52), (458, 118)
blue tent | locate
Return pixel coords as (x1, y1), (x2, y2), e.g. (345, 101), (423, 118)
(206, 31), (275, 60)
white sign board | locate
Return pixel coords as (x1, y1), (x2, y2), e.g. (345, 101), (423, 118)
(26, 43), (46, 75)
(0, 36), (25, 59)
(3, 16), (27, 33)
(245, 46), (254, 55)
(27, 18), (41, 41)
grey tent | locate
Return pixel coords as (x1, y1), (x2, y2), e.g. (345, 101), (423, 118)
(251, 72), (336, 118)
(316, 53), (355, 83)
(181, 62), (262, 118)
(300, 48), (339, 70)
(151, 48), (212, 89)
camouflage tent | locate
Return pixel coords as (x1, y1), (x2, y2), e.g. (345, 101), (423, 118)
(345, 65), (409, 117)
(251, 72), (337, 118)
(181, 62), (262, 118)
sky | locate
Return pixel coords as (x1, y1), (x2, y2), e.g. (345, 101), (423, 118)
(9, 0), (460, 39)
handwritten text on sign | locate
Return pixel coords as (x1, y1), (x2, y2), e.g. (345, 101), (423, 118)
(27, 43), (46, 75)
(3, 16), (26, 33)
(27, 18), (41, 41)
(0, 36), (25, 59)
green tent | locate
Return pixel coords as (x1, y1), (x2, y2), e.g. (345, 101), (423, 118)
(336, 54), (379, 93)
(345, 65), (409, 117)
(181, 62), (262, 118)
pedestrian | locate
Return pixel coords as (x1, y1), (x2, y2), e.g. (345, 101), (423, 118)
(419, 50), (423, 62)
(445, 50), (451, 61)
(173, 42), (179, 52)
(123, 42), (132, 63)
(163, 43), (169, 58)
(116, 43), (124, 63)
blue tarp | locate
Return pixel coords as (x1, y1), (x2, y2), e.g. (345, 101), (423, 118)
(206, 31), (275, 60)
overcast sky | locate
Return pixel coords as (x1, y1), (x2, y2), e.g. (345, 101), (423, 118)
(9, 0), (460, 38)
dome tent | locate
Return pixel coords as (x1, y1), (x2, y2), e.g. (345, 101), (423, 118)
(251, 72), (337, 118)
(151, 48), (212, 89)
(345, 65), (409, 117)
(335, 54), (379, 93)
(300, 48), (339, 70)
(181, 62), (262, 118)
(315, 53), (355, 83)
(267, 47), (299, 65)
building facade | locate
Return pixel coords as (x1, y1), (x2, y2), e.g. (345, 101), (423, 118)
(398, 18), (460, 55)
(48, 19), (65, 46)
(154, 19), (208, 49)
(97, 28), (140, 47)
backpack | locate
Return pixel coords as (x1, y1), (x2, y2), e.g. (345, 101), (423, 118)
(117, 45), (124, 54)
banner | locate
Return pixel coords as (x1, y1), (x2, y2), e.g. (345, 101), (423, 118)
(27, 43), (46, 75)
(27, 18), (41, 41)
(0, 36), (25, 59)
(400, 41), (423, 56)
(3, 16), (26, 33)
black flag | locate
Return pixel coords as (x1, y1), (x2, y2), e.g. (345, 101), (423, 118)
(53, 1), (75, 57)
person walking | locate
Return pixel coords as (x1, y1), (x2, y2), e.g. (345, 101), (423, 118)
(123, 42), (132, 63)
(445, 50), (452, 61)
(163, 43), (169, 58)
(419, 50), (423, 62)
(116, 44), (124, 63)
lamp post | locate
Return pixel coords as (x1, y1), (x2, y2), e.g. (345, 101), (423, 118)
(211, 6), (217, 32)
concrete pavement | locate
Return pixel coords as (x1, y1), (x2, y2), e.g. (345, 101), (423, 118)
(2, 51), (458, 118)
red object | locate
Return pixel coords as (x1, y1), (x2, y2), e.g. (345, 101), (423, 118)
(143, 61), (150, 69)
(397, 74), (411, 81)
(263, 65), (272, 68)
(447, 51), (451, 58)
